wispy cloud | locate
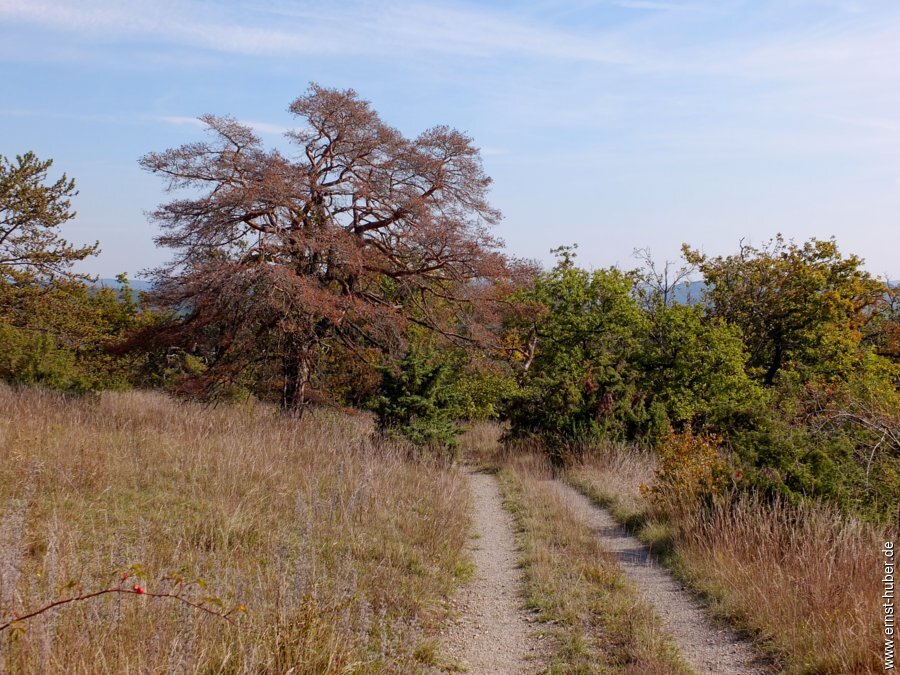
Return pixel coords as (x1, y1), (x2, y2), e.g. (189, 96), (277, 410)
(0, 0), (641, 64)
(156, 115), (288, 135)
(5, 0), (899, 146)
(0, 108), (289, 136)
(155, 115), (205, 128)
(4, 0), (900, 87)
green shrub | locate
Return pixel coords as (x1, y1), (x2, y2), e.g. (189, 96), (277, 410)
(370, 347), (460, 451)
(638, 303), (765, 436)
(504, 247), (645, 447)
(0, 321), (88, 390)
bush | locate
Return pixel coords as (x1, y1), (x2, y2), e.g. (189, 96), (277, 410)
(727, 355), (900, 519)
(0, 275), (153, 392)
(643, 428), (728, 513)
(638, 304), (765, 437)
(504, 248), (645, 446)
(0, 321), (88, 390)
(370, 347), (460, 452)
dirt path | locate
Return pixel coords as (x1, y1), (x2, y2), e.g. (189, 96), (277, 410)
(552, 480), (770, 675)
(440, 469), (542, 674)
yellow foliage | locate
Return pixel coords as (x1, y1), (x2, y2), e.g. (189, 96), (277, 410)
(642, 428), (727, 509)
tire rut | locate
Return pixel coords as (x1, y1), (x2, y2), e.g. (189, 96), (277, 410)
(440, 469), (543, 674)
(551, 479), (772, 675)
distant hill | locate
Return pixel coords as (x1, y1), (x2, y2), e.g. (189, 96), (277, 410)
(88, 278), (889, 307)
(94, 278), (153, 292)
(669, 280), (706, 305)
(667, 279), (897, 304)
(637, 280), (706, 305)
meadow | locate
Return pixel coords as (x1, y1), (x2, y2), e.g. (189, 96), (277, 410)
(0, 386), (470, 673)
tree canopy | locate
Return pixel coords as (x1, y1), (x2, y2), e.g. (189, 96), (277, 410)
(140, 84), (508, 411)
(503, 247), (645, 445)
(683, 236), (885, 385)
(0, 152), (97, 284)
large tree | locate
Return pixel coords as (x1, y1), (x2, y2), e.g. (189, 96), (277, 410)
(140, 84), (507, 411)
(684, 236), (885, 385)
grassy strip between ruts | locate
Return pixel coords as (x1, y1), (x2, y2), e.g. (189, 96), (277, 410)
(567, 447), (893, 674)
(497, 452), (691, 674)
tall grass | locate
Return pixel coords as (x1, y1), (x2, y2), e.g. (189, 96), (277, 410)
(0, 385), (470, 673)
(569, 446), (895, 674)
(676, 493), (888, 673)
(455, 420), (505, 469)
(565, 442), (656, 530)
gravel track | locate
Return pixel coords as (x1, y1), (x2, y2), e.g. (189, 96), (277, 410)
(551, 479), (771, 675)
(440, 469), (543, 674)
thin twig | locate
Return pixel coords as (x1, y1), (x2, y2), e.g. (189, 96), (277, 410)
(0, 587), (241, 632)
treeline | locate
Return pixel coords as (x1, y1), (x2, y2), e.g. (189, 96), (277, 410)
(502, 243), (898, 519)
(1, 86), (897, 520)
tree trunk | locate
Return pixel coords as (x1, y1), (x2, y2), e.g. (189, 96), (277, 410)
(281, 338), (312, 415)
(764, 335), (784, 386)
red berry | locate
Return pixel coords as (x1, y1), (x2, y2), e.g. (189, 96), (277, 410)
(132, 585), (145, 595)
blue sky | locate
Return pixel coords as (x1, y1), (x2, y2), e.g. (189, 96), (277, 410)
(2, 0), (899, 278)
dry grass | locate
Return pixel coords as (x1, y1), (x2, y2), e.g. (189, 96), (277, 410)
(456, 421), (506, 469)
(675, 494), (890, 673)
(498, 452), (689, 674)
(0, 385), (470, 673)
(565, 443), (656, 532)
(569, 445), (896, 674)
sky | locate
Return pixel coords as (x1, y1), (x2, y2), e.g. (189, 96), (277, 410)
(1, 0), (899, 278)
